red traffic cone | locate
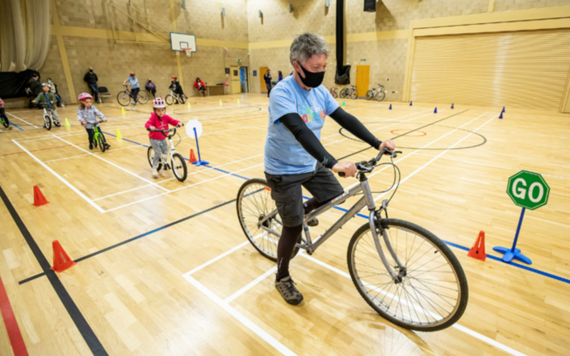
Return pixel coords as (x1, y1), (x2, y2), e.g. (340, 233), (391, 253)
(33, 185), (49, 206)
(50, 240), (76, 272)
(189, 149), (197, 163)
(468, 231), (486, 261)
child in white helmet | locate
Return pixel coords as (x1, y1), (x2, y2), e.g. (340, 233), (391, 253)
(77, 92), (110, 150)
(145, 97), (181, 178)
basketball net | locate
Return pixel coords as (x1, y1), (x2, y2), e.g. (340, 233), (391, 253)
(183, 48), (192, 57)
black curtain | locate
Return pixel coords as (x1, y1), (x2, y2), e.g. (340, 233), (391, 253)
(335, 0), (351, 85)
(0, 70), (38, 99)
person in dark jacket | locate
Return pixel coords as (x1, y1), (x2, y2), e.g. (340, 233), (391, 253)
(146, 79), (157, 98)
(83, 67), (99, 102)
(168, 76), (184, 104)
(29, 73), (42, 97)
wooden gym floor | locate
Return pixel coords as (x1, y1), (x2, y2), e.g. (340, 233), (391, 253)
(0, 94), (568, 355)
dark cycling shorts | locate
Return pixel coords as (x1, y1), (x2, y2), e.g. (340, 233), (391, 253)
(265, 162), (344, 227)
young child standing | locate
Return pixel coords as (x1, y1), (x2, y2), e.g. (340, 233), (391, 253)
(145, 97), (181, 178)
(77, 93), (110, 150)
(33, 83), (61, 127)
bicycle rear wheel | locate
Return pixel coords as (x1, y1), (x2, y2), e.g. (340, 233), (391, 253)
(347, 219), (468, 332)
(165, 94), (174, 105)
(180, 94), (188, 104)
(117, 91), (131, 106)
(147, 146), (162, 171)
(171, 153), (187, 182)
(376, 90), (386, 102)
(137, 91), (149, 104)
(350, 89), (358, 100)
(96, 134), (106, 153)
(236, 179), (299, 262)
(365, 90), (374, 100)
(340, 88), (348, 99)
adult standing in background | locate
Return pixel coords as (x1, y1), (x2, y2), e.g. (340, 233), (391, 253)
(123, 72), (140, 105)
(29, 73), (42, 96)
(84, 67), (99, 102)
(264, 69), (272, 97)
(146, 79), (157, 98)
(278, 71), (283, 82)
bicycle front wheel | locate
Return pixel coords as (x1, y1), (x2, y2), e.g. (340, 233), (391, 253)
(376, 90), (386, 102)
(44, 115), (52, 130)
(165, 94), (174, 106)
(137, 91), (149, 104)
(347, 219), (468, 331)
(1, 117), (9, 128)
(350, 89), (358, 100)
(147, 146), (162, 171)
(171, 153), (187, 182)
(96, 134), (106, 153)
(339, 88), (348, 99)
(365, 90), (374, 100)
(117, 91), (131, 106)
(236, 179), (300, 262)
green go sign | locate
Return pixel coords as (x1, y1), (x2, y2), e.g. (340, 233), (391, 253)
(507, 171), (550, 210)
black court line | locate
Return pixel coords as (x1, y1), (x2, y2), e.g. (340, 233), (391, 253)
(0, 185), (108, 356)
(19, 198), (237, 284)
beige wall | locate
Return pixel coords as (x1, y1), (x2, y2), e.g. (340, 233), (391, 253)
(40, 0), (570, 104)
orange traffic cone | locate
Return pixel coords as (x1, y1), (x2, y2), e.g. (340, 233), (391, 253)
(33, 185), (49, 207)
(468, 231), (486, 261)
(189, 149), (197, 163)
(50, 240), (76, 272)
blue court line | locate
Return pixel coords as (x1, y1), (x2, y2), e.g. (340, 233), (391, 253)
(101, 133), (570, 285)
(9, 122), (24, 131)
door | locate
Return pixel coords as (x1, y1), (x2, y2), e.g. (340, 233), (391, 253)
(355, 65), (370, 98)
(259, 67), (269, 93)
(230, 66), (240, 94)
(239, 66), (249, 93)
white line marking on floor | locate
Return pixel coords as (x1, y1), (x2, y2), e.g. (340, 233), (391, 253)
(6, 112), (39, 128)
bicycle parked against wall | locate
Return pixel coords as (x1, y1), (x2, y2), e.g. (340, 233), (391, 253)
(236, 149), (469, 331)
(117, 85), (149, 106)
(340, 85), (358, 100)
(365, 83), (386, 102)
(329, 87), (339, 98)
(165, 90), (188, 105)
(40, 104), (61, 130)
(146, 125), (188, 182)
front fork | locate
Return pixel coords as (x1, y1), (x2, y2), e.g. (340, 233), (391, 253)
(362, 180), (407, 283)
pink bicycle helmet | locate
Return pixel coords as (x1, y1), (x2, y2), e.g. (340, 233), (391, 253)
(78, 92), (93, 101)
(153, 97), (167, 108)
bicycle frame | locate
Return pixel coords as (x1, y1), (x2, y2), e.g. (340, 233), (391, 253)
(43, 108), (55, 123)
(258, 170), (406, 282)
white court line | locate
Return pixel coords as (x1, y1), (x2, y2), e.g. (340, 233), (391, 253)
(92, 183), (154, 201)
(43, 146), (137, 163)
(184, 241), (250, 276)
(224, 266), (277, 304)
(11, 139), (105, 213)
(415, 153), (570, 181)
(480, 128), (570, 140)
(52, 135), (170, 193)
(299, 254), (526, 356)
(6, 112), (39, 128)
(184, 276), (297, 356)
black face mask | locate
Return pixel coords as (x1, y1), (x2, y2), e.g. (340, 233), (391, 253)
(297, 63), (325, 88)
(89, 69), (93, 72)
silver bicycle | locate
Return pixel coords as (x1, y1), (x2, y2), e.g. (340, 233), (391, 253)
(40, 104), (61, 130)
(165, 90), (188, 105)
(146, 125), (188, 182)
(236, 150), (468, 331)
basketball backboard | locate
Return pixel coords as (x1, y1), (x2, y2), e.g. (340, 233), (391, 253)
(170, 32), (197, 52)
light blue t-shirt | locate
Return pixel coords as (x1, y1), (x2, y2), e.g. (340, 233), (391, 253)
(126, 77), (139, 89)
(264, 75), (339, 175)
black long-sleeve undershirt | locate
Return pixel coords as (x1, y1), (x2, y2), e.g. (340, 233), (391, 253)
(278, 108), (382, 170)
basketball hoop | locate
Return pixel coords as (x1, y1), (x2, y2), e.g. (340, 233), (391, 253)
(183, 48), (192, 57)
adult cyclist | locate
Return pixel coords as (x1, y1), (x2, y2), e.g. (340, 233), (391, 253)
(265, 32), (395, 305)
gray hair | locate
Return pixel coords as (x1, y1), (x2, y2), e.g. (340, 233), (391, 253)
(289, 32), (329, 65)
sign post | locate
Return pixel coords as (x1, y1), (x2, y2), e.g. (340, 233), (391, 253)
(494, 171), (550, 264)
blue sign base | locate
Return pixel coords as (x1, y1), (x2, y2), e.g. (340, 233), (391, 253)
(492, 246), (532, 264)
(192, 160), (209, 167)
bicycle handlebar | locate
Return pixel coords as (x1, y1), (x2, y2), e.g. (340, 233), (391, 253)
(337, 148), (402, 177)
(146, 123), (184, 138)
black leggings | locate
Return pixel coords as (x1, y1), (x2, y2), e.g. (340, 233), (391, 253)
(131, 88), (140, 103)
(148, 88), (156, 98)
(86, 126), (107, 145)
(0, 108), (7, 122)
(276, 197), (330, 281)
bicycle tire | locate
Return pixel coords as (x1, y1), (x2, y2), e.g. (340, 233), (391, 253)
(147, 146), (162, 171)
(332, 90), (338, 98)
(1, 117), (9, 128)
(365, 90), (374, 100)
(340, 88), (348, 99)
(137, 91), (149, 104)
(171, 153), (187, 182)
(347, 219), (468, 332)
(44, 115), (52, 130)
(236, 178), (299, 262)
(350, 89), (358, 100)
(96, 134), (106, 153)
(165, 94), (174, 106)
(376, 90), (386, 102)
(117, 91), (131, 106)
(180, 94), (188, 104)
